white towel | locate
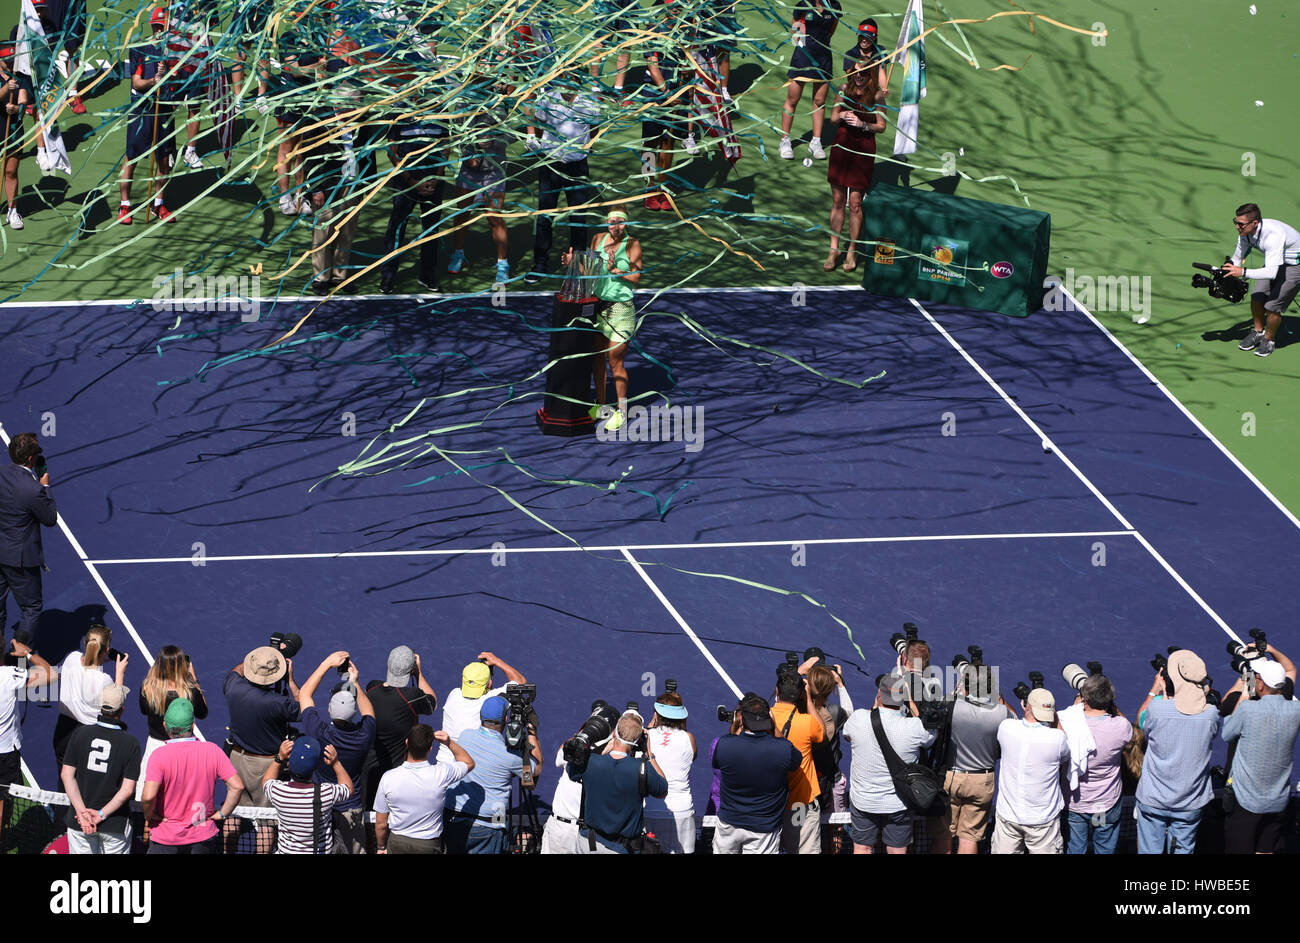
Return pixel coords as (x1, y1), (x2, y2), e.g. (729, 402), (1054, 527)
(1058, 704), (1097, 792)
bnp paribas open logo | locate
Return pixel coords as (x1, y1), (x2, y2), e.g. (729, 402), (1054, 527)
(151, 267), (261, 322)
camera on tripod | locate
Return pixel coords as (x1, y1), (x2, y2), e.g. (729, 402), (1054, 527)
(1190, 258), (1248, 304)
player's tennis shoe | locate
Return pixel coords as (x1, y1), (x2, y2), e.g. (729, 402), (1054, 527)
(604, 409), (625, 432)
(1238, 329), (1263, 351)
(495, 259), (510, 283)
(6, 208), (23, 230)
(779, 136), (794, 160)
(1254, 338), (1275, 358)
(589, 404), (613, 421)
(448, 249), (466, 273)
(808, 138), (826, 160)
(182, 145), (204, 169)
(684, 133), (700, 155)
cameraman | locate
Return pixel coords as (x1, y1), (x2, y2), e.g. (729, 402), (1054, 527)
(711, 694), (803, 854)
(443, 696), (542, 854)
(770, 656), (826, 854)
(0, 432), (57, 648)
(576, 710), (669, 854)
(992, 688), (1070, 854)
(1224, 204), (1300, 358)
(436, 651), (525, 763)
(365, 645), (437, 804)
(931, 663), (1013, 854)
(298, 651), (376, 854)
(1220, 646), (1300, 854)
(541, 710), (614, 855)
(224, 645), (300, 807)
(1060, 675), (1133, 855)
(1134, 649), (1219, 854)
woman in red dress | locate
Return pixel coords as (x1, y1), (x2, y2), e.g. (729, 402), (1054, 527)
(825, 59), (885, 272)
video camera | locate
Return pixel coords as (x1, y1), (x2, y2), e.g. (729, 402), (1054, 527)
(1062, 661), (1104, 692)
(562, 700), (620, 773)
(1190, 259), (1248, 304)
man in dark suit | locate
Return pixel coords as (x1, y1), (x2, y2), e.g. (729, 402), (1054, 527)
(0, 432), (57, 644)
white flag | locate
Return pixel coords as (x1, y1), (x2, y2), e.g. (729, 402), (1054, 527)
(14, 0), (72, 175)
(892, 0), (927, 157)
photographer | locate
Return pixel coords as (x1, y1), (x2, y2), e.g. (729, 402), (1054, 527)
(298, 651), (376, 854)
(55, 623), (127, 771)
(576, 709), (669, 854)
(770, 656), (826, 854)
(841, 674), (935, 854)
(642, 693), (697, 853)
(1134, 649), (1219, 854)
(443, 695), (542, 854)
(0, 636), (54, 827)
(1220, 645), (1300, 854)
(1060, 674), (1133, 855)
(931, 662), (1013, 854)
(0, 432), (57, 648)
(364, 645), (436, 803)
(224, 645), (300, 807)
(711, 694), (803, 854)
(137, 645), (207, 798)
(1224, 204), (1300, 358)
(60, 684), (140, 854)
(436, 651), (525, 762)
(992, 688), (1070, 854)
(262, 736), (353, 854)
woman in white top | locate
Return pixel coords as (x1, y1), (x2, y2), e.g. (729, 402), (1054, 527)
(642, 693), (697, 854)
(54, 623), (128, 766)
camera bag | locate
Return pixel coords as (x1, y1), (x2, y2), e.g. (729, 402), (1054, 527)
(870, 708), (948, 816)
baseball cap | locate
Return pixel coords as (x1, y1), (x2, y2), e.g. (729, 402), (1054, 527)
(386, 645), (415, 687)
(149, 6), (166, 27)
(99, 683), (130, 713)
(461, 661), (491, 698)
(163, 697), (194, 732)
(329, 688), (359, 723)
(1026, 687), (1056, 723)
(479, 695), (508, 724)
(243, 646), (287, 685)
(1256, 658), (1287, 689)
(288, 736), (322, 777)
(738, 693), (774, 733)
(1167, 650), (1210, 715)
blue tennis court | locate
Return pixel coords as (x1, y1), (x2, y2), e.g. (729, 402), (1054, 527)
(3, 286), (1297, 814)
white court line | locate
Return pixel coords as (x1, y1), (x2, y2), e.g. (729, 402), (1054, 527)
(85, 530), (1136, 565)
(0, 285), (867, 310)
(908, 299), (1244, 644)
(1061, 285), (1300, 531)
(619, 548), (743, 699)
(908, 297), (1136, 532)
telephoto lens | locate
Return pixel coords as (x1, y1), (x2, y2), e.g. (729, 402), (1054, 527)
(1151, 653), (1167, 671)
(716, 705), (733, 723)
(1013, 681), (1031, 702)
(1028, 671), (1045, 690)
(1062, 664), (1088, 691)
(1086, 661), (1104, 677)
(890, 633), (908, 656)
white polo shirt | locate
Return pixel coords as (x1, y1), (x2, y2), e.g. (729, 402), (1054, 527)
(374, 759), (470, 840)
(995, 718), (1071, 827)
(1231, 218), (1300, 281)
(0, 666), (28, 752)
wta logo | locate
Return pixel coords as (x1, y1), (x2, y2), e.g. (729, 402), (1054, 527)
(990, 261), (1015, 279)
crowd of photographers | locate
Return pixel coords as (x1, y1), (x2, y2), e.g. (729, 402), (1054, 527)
(1, 614), (1299, 854)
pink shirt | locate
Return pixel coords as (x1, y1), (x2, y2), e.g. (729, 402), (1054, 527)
(145, 738), (238, 846)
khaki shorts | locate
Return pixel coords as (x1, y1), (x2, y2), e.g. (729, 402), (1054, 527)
(935, 770), (995, 842)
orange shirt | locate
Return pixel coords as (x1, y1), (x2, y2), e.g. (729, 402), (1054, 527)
(770, 702), (824, 807)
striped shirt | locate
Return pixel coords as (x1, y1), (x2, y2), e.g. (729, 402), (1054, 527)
(264, 779), (351, 854)
(1135, 699), (1219, 811)
(1221, 695), (1300, 814)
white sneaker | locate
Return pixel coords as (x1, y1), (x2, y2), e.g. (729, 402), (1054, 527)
(254, 95), (270, 115)
(809, 138), (826, 160)
(6, 208), (22, 230)
(298, 197), (314, 216)
(683, 133), (700, 155)
(779, 136), (794, 160)
(279, 193), (297, 216)
(183, 145), (204, 169)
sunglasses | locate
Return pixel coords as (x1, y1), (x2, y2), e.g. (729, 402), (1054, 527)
(1234, 219), (1255, 229)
